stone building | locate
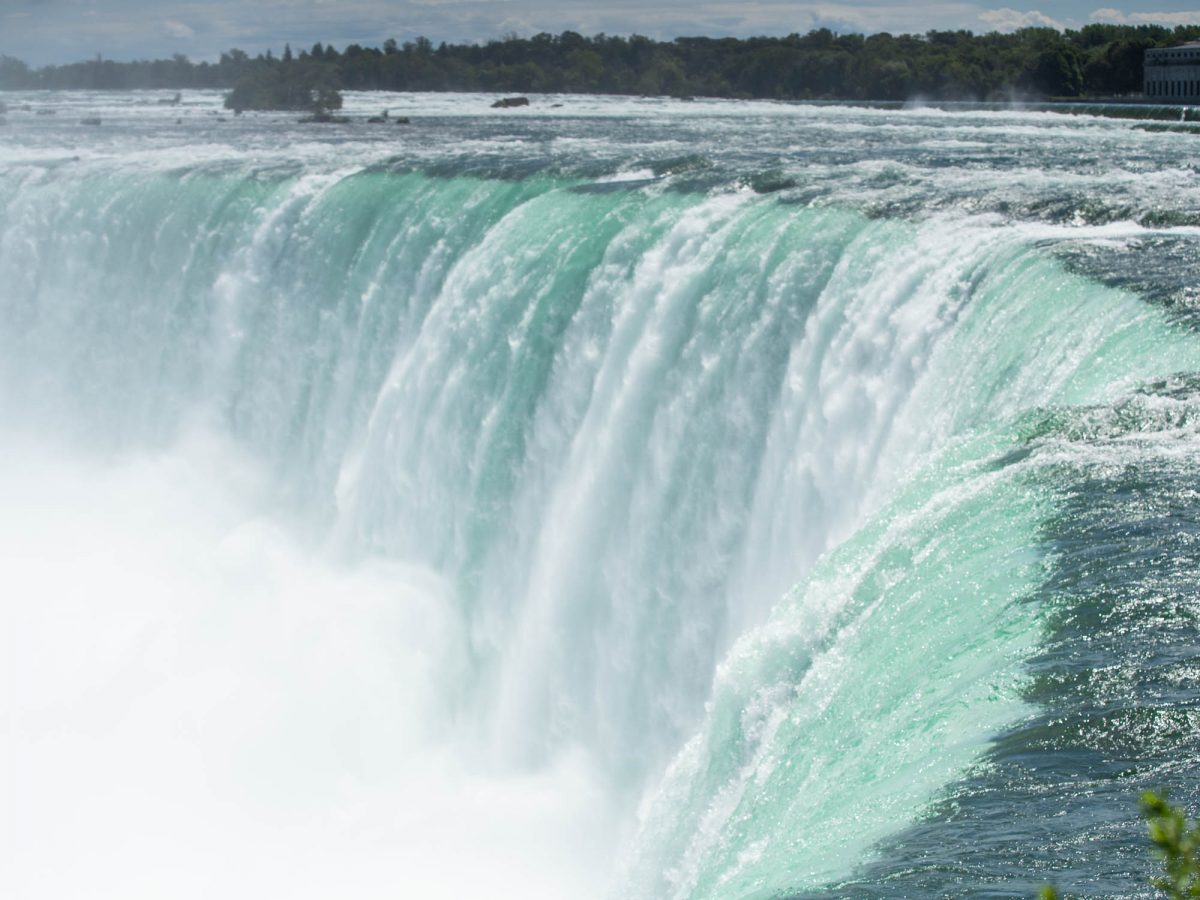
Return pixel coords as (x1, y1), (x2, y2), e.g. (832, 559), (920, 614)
(1144, 41), (1200, 101)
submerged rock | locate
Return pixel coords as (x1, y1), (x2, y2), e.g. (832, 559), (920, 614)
(299, 112), (351, 124)
(491, 96), (530, 108)
(80, 117), (102, 126)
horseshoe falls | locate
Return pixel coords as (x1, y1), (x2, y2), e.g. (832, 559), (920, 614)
(4, 93), (1200, 900)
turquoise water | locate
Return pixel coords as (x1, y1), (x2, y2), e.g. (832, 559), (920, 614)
(3, 91), (1200, 899)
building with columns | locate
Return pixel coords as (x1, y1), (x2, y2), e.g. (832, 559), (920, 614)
(1145, 42), (1200, 101)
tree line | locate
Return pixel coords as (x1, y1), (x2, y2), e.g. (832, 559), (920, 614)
(2, 23), (1199, 106)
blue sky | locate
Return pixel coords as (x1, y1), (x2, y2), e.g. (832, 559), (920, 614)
(3, 0), (1199, 65)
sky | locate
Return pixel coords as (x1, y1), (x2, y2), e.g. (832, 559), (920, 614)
(2, 0), (1199, 66)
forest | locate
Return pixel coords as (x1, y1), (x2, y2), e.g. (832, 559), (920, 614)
(1, 23), (1199, 108)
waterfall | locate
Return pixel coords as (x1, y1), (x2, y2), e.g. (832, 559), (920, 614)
(4, 113), (1199, 898)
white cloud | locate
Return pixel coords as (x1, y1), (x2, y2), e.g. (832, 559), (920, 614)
(161, 19), (196, 39)
(1090, 7), (1200, 26)
(1131, 9), (1200, 25)
(29, 0), (1200, 65)
(978, 7), (1065, 32)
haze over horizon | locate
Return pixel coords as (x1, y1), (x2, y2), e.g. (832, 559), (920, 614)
(2, 0), (1199, 67)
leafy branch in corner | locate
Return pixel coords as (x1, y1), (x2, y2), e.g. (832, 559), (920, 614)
(1142, 790), (1200, 898)
(1040, 791), (1200, 900)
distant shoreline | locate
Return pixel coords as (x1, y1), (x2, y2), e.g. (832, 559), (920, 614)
(3, 24), (1200, 107)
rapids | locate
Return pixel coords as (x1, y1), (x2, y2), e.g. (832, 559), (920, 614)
(3, 91), (1200, 899)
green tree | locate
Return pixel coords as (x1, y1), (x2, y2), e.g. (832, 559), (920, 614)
(224, 60), (342, 113)
(1029, 44), (1084, 96)
(0, 55), (30, 88)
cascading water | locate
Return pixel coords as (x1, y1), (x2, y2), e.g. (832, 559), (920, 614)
(3, 91), (1200, 900)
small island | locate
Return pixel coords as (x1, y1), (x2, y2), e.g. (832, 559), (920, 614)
(222, 44), (343, 113)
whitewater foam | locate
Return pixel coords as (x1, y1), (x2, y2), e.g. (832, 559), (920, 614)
(4, 94), (1200, 899)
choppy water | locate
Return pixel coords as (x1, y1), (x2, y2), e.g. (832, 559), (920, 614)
(2, 90), (1200, 900)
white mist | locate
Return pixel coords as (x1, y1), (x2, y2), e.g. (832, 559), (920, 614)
(1, 429), (620, 900)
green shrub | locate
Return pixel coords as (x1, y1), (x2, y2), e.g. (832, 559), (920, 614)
(1142, 791), (1200, 899)
(1041, 791), (1200, 899)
